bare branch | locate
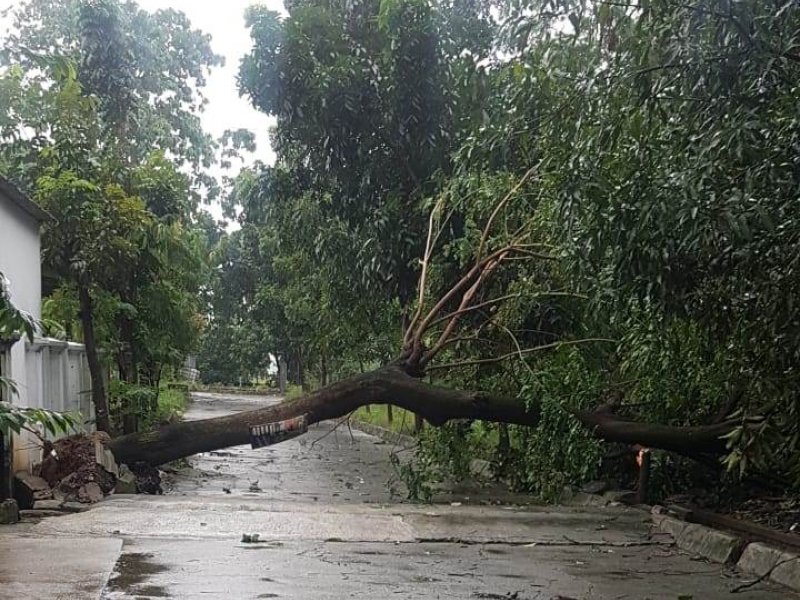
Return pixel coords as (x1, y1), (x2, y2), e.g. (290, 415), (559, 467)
(421, 253), (505, 364)
(492, 319), (538, 378)
(405, 196), (447, 345)
(475, 165), (538, 264)
(425, 293), (524, 331)
(427, 338), (618, 371)
(407, 245), (516, 359)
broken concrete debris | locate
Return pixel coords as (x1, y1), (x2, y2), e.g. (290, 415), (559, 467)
(13, 472), (53, 509)
(9, 433), (165, 514)
(114, 464), (137, 494)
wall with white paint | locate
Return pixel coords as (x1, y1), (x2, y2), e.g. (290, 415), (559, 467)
(1, 189), (92, 472)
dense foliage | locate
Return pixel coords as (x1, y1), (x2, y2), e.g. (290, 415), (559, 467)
(0, 0), (226, 432)
(205, 0), (800, 497)
(3, 0), (800, 498)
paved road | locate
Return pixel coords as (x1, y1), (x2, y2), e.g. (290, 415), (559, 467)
(16, 392), (798, 599)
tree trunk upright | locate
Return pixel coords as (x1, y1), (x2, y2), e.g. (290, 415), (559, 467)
(78, 282), (111, 433)
(278, 357), (287, 394)
(320, 353), (328, 387)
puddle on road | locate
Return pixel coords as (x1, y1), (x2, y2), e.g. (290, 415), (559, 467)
(103, 552), (170, 598)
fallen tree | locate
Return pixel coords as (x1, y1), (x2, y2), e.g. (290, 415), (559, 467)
(108, 178), (736, 467)
(109, 363), (737, 466)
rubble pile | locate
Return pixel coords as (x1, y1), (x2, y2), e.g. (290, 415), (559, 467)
(13, 432), (162, 512)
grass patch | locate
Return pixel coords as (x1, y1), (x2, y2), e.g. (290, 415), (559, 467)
(352, 405), (417, 436)
(151, 387), (189, 425)
(285, 384), (304, 401)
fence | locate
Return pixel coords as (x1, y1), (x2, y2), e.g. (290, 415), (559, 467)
(11, 337), (93, 472)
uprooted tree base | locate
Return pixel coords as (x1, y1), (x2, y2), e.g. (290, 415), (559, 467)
(107, 363), (734, 467)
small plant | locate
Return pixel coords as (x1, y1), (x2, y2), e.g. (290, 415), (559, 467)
(389, 451), (434, 503)
(0, 401), (78, 439)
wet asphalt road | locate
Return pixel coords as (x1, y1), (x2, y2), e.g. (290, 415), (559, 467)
(27, 392), (799, 599)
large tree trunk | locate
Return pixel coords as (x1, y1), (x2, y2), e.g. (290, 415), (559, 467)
(78, 282), (111, 433)
(107, 364), (737, 467)
(108, 364), (539, 465)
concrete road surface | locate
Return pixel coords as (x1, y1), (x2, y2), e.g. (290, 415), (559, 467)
(11, 391), (797, 599)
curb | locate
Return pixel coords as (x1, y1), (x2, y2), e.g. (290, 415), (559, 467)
(651, 513), (744, 564)
(649, 508), (800, 592)
(737, 542), (800, 591)
(349, 420), (415, 447)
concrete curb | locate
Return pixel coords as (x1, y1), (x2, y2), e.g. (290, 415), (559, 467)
(649, 509), (800, 592)
(570, 491), (800, 593)
(737, 542), (800, 591)
(349, 420), (415, 447)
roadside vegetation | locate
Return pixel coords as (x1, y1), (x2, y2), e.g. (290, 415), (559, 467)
(3, 0), (800, 506)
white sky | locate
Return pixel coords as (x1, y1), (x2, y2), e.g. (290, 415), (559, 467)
(0, 0), (286, 225)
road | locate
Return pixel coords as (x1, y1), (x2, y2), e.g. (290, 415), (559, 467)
(11, 391), (796, 599)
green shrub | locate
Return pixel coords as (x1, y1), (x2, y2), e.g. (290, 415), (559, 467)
(284, 384), (304, 400)
(150, 388), (189, 427)
(108, 381), (157, 433)
(352, 405), (416, 435)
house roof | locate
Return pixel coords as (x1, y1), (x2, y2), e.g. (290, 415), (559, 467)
(0, 174), (52, 222)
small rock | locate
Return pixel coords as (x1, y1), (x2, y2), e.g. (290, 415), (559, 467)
(115, 464), (137, 495)
(95, 442), (119, 477)
(79, 482), (104, 504)
(61, 501), (90, 513)
(603, 490), (637, 505)
(33, 499), (64, 511)
(20, 509), (64, 519)
(0, 499), (20, 524)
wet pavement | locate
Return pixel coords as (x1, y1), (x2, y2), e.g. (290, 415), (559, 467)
(12, 392), (799, 599)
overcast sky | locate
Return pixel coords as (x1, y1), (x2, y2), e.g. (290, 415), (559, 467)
(0, 0), (286, 225)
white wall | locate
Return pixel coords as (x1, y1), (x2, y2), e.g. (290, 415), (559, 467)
(0, 195), (42, 319)
(0, 193), (42, 415)
(0, 192), (82, 472)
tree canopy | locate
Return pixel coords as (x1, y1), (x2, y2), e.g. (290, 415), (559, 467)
(3, 0), (800, 499)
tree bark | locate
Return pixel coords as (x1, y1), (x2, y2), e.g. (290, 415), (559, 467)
(108, 365), (538, 465)
(573, 408), (733, 455)
(78, 282), (110, 433)
(320, 353), (328, 387)
(107, 366), (738, 466)
(278, 356), (287, 394)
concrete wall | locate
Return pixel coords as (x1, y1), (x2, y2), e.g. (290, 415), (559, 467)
(13, 338), (92, 470)
(0, 190), (43, 415)
(0, 193), (42, 319)
(0, 191), (44, 475)
(1, 190), (92, 472)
